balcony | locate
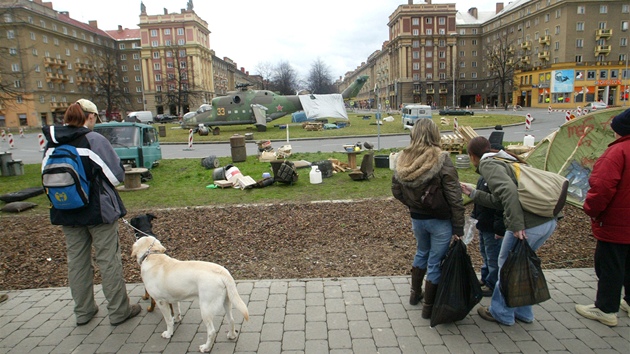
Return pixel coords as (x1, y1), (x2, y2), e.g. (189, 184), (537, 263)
(426, 89), (435, 94)
(49, 102), (70, 110)
(507, 46), (515, 54)
(506, 58), (514, 65)
(537, 51), (550, 60)
(595, 29), (612, 40)
(412, 90), (421, 94)
(520, 41), (531, 49)
(594, 45), (611, 54)
(75, 63), (95, 72)
(521, 55), (531, 64)
(538, 35), (550, 45)
(43, 57), (61, 67)
(439, 88), (448, 94)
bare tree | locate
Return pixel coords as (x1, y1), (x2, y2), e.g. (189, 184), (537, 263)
(0, 4), (34, 108)
(482, 30), (520, 109)
(85, 48), (132, 120)
(271, 61), (298, 95)
(254, 61), (274, 90)
(163, 46), (204, 115)
(307, 58), (335, 94)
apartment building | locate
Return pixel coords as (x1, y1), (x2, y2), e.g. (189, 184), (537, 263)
(340, 0), (629, 110)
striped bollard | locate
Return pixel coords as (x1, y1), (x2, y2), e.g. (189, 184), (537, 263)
(565, 111), (571, 123)
(525, 114), (532, 130)
(8, 133), (15, 149)
(19, 127), (25, 138)
(576, 106), (582, 116)
(453, 117), (459, 130)
(1, 129), (5, 141)
(183, 129), (194, 151)
(38, 133), (46, 152)
(548, 106), (552, 114)
(485, 105), (488, 112)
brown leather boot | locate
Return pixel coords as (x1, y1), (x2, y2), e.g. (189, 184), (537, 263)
(421, 280), (438, 319)
(409, 267), (426, 305)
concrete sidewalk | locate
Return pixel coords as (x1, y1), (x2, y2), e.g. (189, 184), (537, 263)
(1, 268), (628, 354)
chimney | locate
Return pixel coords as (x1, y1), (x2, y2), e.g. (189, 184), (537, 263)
(496, 2), (504, 13)
(42, 1), (53, 9)
(468, 7), (478, 19)
(88, 20), (98, 29)
(408, 0), (413, 4)
(118, 25), (123, 31)
(426, 0), (432, 4)
(59, 11), (69, 16)
(164, 8), (168, 15)
(241, 67), (245, 72)
(33, 0), (42, 4)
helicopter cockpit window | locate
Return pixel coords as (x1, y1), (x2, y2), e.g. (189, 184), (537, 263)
(233, 96), (241, 104)
(197, 104), (211, 113)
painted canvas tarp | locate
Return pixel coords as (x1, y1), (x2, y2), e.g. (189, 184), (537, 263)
(525, 107), (624, 207)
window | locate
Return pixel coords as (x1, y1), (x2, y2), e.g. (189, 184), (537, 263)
(153, 51), (160, 58)
(34, 64), (40, 72)
(426, 73), (432, 80)
(30, 32), (35, 40)
(136, 87), (143, 93)
(459, 73), (465, 79)
(472, 61), (477, 67)
(14, 80), (21, 88)
(412, 40), (419, 48)
(179, 50), (186, 58)
(439, 73), (446, 80)
(412, 51), (419, 59)
(426, 40), (433, 46)
(133, 53), (139, 59)
(119, 43), (125, 49)
(167, 61), (174, 68)
(412, 18), (419, 25)
(621, 38), (628, 46)
(7, 30), (14, 39)
(439, 62), (446, 69)
(555, 41), (560, 50)
(166, 51), (173, 57)
(600, 5), (607, 14)
(426, 62), (432, 69)
(438, 51), (445, 58)
(177, 28), (184, 35)
(439, 17), (445, 25)
(165, 40), (171, 46)
(74, 43), (78, 51)
(155, 74), (162, 81)
(426, 29), (432, 35)
(412, 29), (419, 36)
(622, 21), (629, 32)
(135, 75), (141, 81)
(460, 62), (466, 68)
(555, 26), (560, 35)
(623, 4), (630, 13)
(11, 63), (19, 72)
(72, 29), (77, 37)
(426, 51), (432, 58)
(576, 22), (584, 31)
(40, 19), (45, 27)
(121, 65), (128, 71)
(123, 76), (129, 82)
(426, 17), (432, 24)
(153, 63), (160, 70)
(439, 29), (445, 35)
(134, 64), (140, 71)
(413, 63), (419, 70)
(164, 28), (171, 35)
(151, 40), (158, 47)
(177, 39), (185, 45)
(151, 29), (157, 37)
(471, 72), (478, 78)
(472, 50), (477, 56)
(53, 38), (59, 45)
(121, 54), (127, 60)
(544, 14), (549, 22)
(577, 6), (585, 14)
(123, 87), (129, 93)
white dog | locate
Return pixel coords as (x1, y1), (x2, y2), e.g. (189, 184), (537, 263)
(131, 236), (249, 353)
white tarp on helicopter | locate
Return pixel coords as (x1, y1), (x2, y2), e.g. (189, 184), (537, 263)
(298, 94), (348, 120)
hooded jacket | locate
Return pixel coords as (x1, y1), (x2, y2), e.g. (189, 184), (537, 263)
(471, 150), (555, 232)
(42, 125), (127, 225)
(583, 135), (630, 244)
(392, 150), (465, 236)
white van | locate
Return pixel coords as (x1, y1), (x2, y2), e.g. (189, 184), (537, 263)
(402, 105), (432, 128)
(126, 111), (154, 124)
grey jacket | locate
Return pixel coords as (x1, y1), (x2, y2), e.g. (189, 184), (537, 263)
(392, 151), (465, 236)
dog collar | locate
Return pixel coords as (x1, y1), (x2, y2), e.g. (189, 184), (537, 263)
(139, 238), (157, 265)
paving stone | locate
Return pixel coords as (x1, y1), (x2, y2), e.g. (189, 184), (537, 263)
(346, 305), (368, 321)
(305, 339), (328, 354)
(287, 287), (306, 301)
(284, 314), (305, 331)
(325, 298), (346, 313)
(342, 291), (363, 306)
(397, 335), (424, 354)
(282, 330), (305, 351)
(257, 341), (281, 354)
(442, 334), (474, 354)
(327, 313), (349, 330)
(352, 338), (378, 353)
(269, 281), (288, 294)
(267, 294), (287, 308)
(349, 320), (372, 339)
(372, 327), (398, 347)
(340, 279), (360, 292)
(305, 321), (328, 340)
(559, 338), (596, 354)
(384, 303), (408, 320)
(324, 285), (343, 299)
(328, 329), (351, 349)
(359, 284), (379, 298)
(528, 330), (566, 351)
(286, 299), (306, 314)
(306, 306), (326, 322)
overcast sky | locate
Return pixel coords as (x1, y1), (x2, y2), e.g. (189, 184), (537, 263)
(49, 0), (502, 80)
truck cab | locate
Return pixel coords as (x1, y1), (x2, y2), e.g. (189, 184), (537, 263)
(402, 104), (432, 128)
(93, 122), (162, 169)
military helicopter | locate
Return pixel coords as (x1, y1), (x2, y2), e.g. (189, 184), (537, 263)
(182, 75), (369, 133)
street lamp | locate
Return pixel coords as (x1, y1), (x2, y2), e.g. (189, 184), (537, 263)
(450, 33), (457, 108)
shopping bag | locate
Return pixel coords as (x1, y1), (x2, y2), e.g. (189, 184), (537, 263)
(499, 238), (551, 307)
(430, 239), (483, 327)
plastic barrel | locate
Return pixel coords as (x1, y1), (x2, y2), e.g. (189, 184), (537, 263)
(231, 146), (247, 163)
(455, 154), (470, 169)
(230, 134), (245, 148)
(212, 167), (226, 181)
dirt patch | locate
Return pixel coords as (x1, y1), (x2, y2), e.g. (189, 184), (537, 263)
(0, 199), (594, 290)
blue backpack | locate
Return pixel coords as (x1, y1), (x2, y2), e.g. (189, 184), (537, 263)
(42, 145), (91, 210)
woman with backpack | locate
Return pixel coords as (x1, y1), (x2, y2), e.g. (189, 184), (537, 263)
(391, 118), (465, 319)
(461, 136), (558, 325)
(42, 99), (141, 326)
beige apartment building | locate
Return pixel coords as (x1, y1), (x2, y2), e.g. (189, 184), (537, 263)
(0, 0), (257, 128)
(339, 0), (629, 111)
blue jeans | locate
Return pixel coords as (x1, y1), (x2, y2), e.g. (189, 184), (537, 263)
(489, 219), (557, 325)
(411, 218), (453, 284)
(480, 231), (503, 289)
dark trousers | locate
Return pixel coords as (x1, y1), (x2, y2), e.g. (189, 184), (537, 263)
(594, 240), (630, 313)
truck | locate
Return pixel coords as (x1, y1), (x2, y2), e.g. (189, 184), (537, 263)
(125, 111), (154, 124)
(401, 104), (432, 128)
(93, 122), (162, 169)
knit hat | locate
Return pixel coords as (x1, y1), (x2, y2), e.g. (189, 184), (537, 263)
(76, 99), (98, 115)
(610, 108), (630, 136)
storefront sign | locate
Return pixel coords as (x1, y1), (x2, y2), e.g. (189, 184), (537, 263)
(596, 79), (622, 86)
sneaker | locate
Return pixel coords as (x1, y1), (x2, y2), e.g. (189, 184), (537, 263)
(0, 294), (7, 303)
(111, 304), (142, 326)
(575, 304), (617, 326)
(620, 299), (630, 318)
(477, 306), (497, 323)
(480, 285), (493, 297)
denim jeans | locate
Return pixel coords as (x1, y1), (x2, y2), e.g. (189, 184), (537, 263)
(489, 219), (557, 325)
(411, 218), (453, 284)
(480, 231), (503, 289)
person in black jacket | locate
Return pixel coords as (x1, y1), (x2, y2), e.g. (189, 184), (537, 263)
(42, 99), (141, 326)
(471, 175), (505, 296)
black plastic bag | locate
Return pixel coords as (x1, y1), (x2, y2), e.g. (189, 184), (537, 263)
(430, 239), (483, 327)
(499, 238), (551, 307)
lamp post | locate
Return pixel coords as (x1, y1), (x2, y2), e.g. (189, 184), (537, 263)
(450, 33), (457, 108)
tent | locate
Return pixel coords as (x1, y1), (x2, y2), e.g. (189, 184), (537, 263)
(525, 107), (624, 207)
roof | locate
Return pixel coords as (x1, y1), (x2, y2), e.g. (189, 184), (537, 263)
(56, 13), (111, 38)
(105, 28), (141, 41)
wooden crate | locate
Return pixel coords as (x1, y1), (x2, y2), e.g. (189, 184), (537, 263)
(302, 122), (323, 131)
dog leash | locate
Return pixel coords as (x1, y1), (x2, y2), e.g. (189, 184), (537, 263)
(121, 218), (154, 239)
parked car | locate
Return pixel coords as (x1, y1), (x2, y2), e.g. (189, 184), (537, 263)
(125, 111), (154, 124)
(438, 108), (475, 116)
(155, 114), (178, 123)
(582, 102), (608, 113)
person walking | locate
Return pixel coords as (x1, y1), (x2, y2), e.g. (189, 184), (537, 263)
(392, 118), (465, 319)
(575, 108), (630, 326)
(42, 99), (141, 326)
(461, 136), (558, 325)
